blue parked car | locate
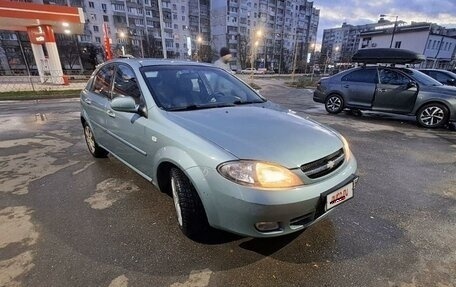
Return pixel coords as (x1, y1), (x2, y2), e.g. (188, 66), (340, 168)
(80, 59), (358, 239)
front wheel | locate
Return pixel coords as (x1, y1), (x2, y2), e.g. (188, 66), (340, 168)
(416, 103), (449, 128)
(170, 168), (210, 239)
(325, 94), (344, 114)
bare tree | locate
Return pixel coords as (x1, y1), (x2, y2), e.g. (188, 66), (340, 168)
(237, 34), (250, 69)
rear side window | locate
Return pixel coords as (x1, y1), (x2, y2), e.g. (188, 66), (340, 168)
(92, 65), (115, 98)
(341, 69), (377, 83)
(112, 64), (142, 104)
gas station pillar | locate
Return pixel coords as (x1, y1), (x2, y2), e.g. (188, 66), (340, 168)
(27, 25), (64, 84)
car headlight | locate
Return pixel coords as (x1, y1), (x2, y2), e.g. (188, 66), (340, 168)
(340, 135), (350, 158)
(217, 160), (303, 189)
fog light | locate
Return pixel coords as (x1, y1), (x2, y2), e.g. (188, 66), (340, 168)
(255, 221), (280, 232)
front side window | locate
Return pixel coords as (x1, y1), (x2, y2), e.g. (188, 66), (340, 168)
(141, 66), (265, 110)
(341, 69), (377, 83)
(430, 71), (451, 83)
(112, 65), (142, 104)
(92, 65), (115, 98)
(379, 69), (410, 85)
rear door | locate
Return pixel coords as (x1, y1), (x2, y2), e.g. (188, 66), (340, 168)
(81, 64), (115, 146)
(373, 68), (418, 113)
(340, 68), (378, 108)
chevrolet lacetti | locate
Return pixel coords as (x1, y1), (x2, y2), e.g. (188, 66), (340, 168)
(80, 59), (358, 239)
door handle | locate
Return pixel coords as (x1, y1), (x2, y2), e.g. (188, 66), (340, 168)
(106, 110), (116, 118)
(378, 89), (387, 92)
(343, 85), (350, 88)
(83, 98), (91, 105)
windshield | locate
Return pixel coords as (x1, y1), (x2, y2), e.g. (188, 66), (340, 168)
(140, 65), (265, 111)
(400, 68), (443, 87)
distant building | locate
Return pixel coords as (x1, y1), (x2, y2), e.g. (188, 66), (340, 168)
(359, 22), (456, 69)
(211, 0), (319, 72)
(321, 19), (396, 65)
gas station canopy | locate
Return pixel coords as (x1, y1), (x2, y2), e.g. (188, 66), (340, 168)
(0, 1), (85, 34)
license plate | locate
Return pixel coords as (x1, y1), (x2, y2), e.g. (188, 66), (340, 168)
(325, 182), (354, 211)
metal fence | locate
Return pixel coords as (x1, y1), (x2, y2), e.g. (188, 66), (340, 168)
(0, 72), (89, 93)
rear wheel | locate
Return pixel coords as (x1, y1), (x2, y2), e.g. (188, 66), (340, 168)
(325, 94), (344, 114)
(416, 103), (449, 128)
(83, 122), (108, 158)
(170, 168), (210, 239)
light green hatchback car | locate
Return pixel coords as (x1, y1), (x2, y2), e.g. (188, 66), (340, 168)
(80, 59), (358, 239)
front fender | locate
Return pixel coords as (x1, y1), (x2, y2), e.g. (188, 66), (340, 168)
(152, 146), (220, 227)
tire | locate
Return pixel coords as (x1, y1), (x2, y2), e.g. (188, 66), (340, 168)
(170, 168), (210, 239)
(325, 94), (344, 114)
(83, 122), (109, 158)
(416, 103), (449, 128)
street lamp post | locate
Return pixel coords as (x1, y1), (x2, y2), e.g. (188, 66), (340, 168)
(119, 31), (126, 56)
(250, 29), (263, 81)
(310, 41), (317, 82)
(380, 14), (399, 48)
(196, 36), (202, 62)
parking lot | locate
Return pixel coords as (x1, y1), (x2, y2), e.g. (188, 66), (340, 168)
(1, 78), (455, 287)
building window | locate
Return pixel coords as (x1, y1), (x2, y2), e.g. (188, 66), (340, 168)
(427, 39), (432, 49)
(93, 25), (99, 32)
(89, 1), (94, 8)
(101, 3), (107, 11)
(174, 24), (178, 29)
(103, 15), (109, 22)
(173, 14), (177, 20)
(95, 37), (101, 43)
(182, 16), (185, 21)
(394, 41), (401, 48)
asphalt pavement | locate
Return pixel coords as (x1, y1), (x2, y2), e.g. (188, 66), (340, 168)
(0, 80), (455, 287)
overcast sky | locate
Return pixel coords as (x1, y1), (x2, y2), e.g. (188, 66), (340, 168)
(313, 0), (456, 42)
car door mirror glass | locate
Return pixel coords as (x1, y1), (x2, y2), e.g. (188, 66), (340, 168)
(111, 96), (138, 113)
(406, 81), (418, 89)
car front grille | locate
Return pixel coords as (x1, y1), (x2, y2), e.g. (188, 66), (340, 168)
(300, 148), (345, 179)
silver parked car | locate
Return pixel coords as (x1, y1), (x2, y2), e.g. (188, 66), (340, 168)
(313, 67), (456, 128)
(81, 59), (358, 239)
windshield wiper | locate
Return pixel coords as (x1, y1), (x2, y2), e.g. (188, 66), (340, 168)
(233, 99), (266, 105)
(167, 102), (235, 111)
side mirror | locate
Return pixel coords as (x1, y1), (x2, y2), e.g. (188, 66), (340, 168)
(111, 96), (138, 113)
(406, 81), (418, 89)
(447, 79), (456, 86)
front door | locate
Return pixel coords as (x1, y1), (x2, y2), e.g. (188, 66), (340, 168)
(373, 69), (418, 113)
(104, 64), (153, 177)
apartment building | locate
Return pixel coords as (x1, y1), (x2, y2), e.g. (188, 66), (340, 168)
(211, 0), (319, 72)
(0, 0), (211, 74)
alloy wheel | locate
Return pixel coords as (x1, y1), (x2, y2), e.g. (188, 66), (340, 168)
(327, 96), (342, 112)
(171, 176), (183, 227)
(420, 106), (445, 127)
(84, 125), (96, 153)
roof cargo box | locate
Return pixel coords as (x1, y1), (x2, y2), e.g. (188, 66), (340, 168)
(352, 48), (425, 64)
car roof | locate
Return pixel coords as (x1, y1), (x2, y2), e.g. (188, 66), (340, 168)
(101, 58), (215, 69)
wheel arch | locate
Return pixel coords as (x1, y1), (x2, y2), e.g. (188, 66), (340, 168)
(153, 147), (218, 227)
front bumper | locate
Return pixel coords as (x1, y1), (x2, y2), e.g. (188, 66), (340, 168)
(187, 153), (358, 238)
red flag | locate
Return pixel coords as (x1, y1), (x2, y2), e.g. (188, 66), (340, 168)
(103, 23), (112, 60)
